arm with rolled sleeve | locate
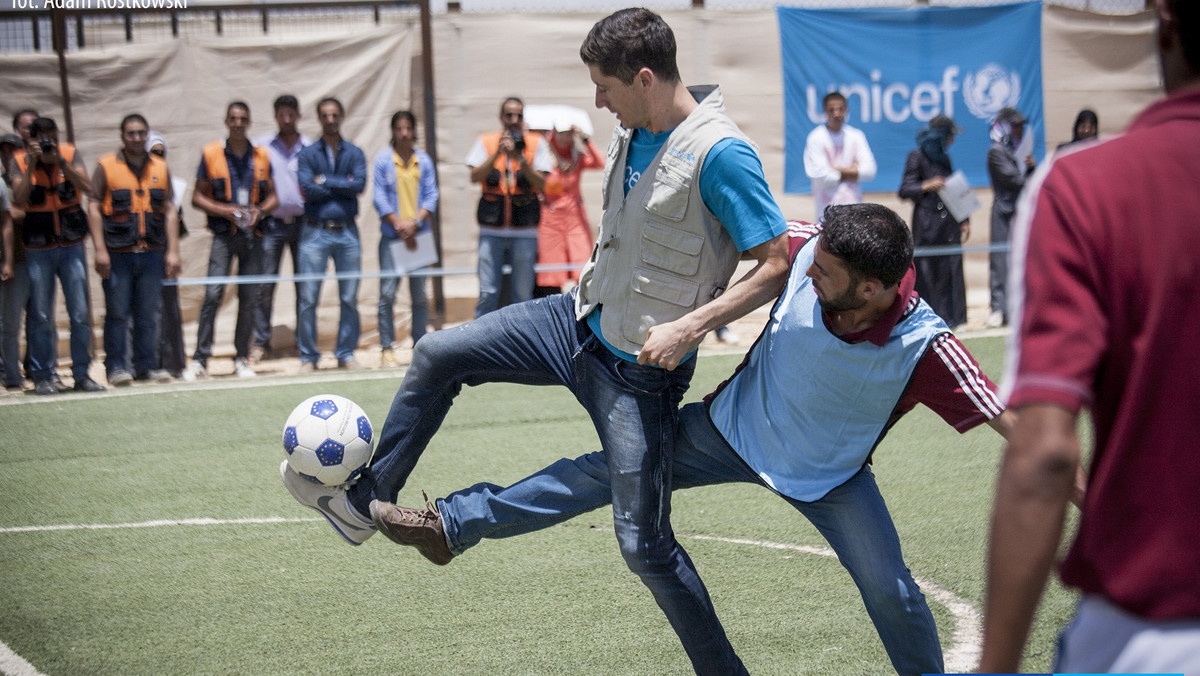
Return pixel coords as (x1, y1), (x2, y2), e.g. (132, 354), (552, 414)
(372, 150), (397, 220)
(416, 150), (439, 225)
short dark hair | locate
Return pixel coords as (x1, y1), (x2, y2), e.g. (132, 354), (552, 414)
(580, 8), (680, 86)
(30, 117), (58, 136)
(317, 97), (344, 116)
(822, 91), (847, 109)
(120, 113), (148, 133)
(226, 101), (250, 118)
(12, 109), (38, 130)
(391, 110), (417, 130)
(500, 97), (523, 114)
(820, 204), (913, 288)
(273, 95), (299, 113)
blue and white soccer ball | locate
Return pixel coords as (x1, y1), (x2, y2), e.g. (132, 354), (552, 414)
(282, 394), (373, 487)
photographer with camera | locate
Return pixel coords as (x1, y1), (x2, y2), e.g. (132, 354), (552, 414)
(10, 117), (105, 395)
(465, 96), (553, 317)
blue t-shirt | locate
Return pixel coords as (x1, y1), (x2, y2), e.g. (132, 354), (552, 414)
(589, 128), (787, 362)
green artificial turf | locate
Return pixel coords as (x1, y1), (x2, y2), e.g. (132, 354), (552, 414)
(0, 335), (1078, 674)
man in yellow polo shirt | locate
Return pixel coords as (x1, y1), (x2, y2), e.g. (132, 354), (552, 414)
(371, 110), (439, 367)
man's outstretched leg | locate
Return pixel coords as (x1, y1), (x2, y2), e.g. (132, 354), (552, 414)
(280, 293), (582, 544)
(370, 402), (749, 675)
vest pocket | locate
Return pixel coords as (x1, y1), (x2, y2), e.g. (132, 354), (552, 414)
(103, 220), (139, 249)
(110, 188), (133, 214)
(210, 177), (228, 202)
(149, 188), (167, 211)
(631, 266), (699, 307)
(28, 185), (48, 206)
(644, 154), (692, 221)
(476, 193), (504, 226)
(510, 194), (541, 227)
(641, 221), (704, 277)
(145, 212), (168, 246)
(19, 214), (53, 248)
(57, 180), (77, 203)
(60, 207), (89, 243)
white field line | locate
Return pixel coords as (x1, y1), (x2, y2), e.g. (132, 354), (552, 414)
(680, 533), (982, 673)
(0, 643), (45, 676)
(0, 516), (319, 533)
(0, 370), (405, 408)
(1, 517), (981, 674)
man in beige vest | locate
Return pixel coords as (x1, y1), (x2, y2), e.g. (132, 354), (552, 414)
(282, 13), (789, 669)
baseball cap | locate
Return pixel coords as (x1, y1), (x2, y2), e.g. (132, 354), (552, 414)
(928, 115), (963, 135)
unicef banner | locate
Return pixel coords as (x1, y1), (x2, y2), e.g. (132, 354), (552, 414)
(779, 2), (1044, 195)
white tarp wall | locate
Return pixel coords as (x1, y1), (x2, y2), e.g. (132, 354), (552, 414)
(0, 5), (1159, 356)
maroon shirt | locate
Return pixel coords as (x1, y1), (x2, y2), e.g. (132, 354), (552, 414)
(1003, 87), (1200, 619)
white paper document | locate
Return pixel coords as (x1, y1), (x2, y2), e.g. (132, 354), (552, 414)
(386, 230), (439, 274)
(936, 171), (981, 223)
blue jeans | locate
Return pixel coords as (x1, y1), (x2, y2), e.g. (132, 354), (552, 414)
(347, 292), (702, 655)
(194, 230), (262, 364)
(438, 403), (944, 676)
(377, 237), (429, 347)
(475, 233), (537, 318)
(1, 260), (32, 386)
(102, 250), (164, 377)
(26, 244), (93, 382)
(297, 224), (360, 364)
(253, 218), (301, 350)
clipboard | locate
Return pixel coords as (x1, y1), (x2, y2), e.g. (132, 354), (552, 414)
(936, 171), (981, 223)
(385, 230), (439, 273)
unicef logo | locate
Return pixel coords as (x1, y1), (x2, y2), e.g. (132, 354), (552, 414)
(963, 64), (1021, 120)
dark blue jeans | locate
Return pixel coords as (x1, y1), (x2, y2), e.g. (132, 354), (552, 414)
(26, 243), (92, 381)
(194, 230), (262, 364)
(377, 237), (429, 347)
(103, 250), (164, 377)
(438, 403), (944, 676)
(297, 224), (360, 364)
(347, 292), (709, 665)
(253, 218), (300, 351)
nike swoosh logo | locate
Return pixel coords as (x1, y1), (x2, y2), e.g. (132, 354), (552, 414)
(317, 495), (368, 532)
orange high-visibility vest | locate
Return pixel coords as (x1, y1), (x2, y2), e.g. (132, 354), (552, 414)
(475, 130), (543, 228)
(15, 143), (88, 248)
(201, 141), (272, 234)
(98, 152), (171, 250)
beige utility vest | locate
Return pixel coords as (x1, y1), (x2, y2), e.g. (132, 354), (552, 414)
(575, 85), (748, 354)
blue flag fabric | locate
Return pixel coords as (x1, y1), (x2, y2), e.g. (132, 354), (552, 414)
(779, 2), (1044, 195)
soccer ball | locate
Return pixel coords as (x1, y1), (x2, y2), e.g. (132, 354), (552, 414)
(282, 394), (373, 487)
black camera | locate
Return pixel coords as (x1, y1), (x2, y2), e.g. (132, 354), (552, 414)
(38, 137), (55, 154)
(510, 129), (525, 153)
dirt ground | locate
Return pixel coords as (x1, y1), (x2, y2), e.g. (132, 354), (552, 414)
(7, 247), (1002, 394)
